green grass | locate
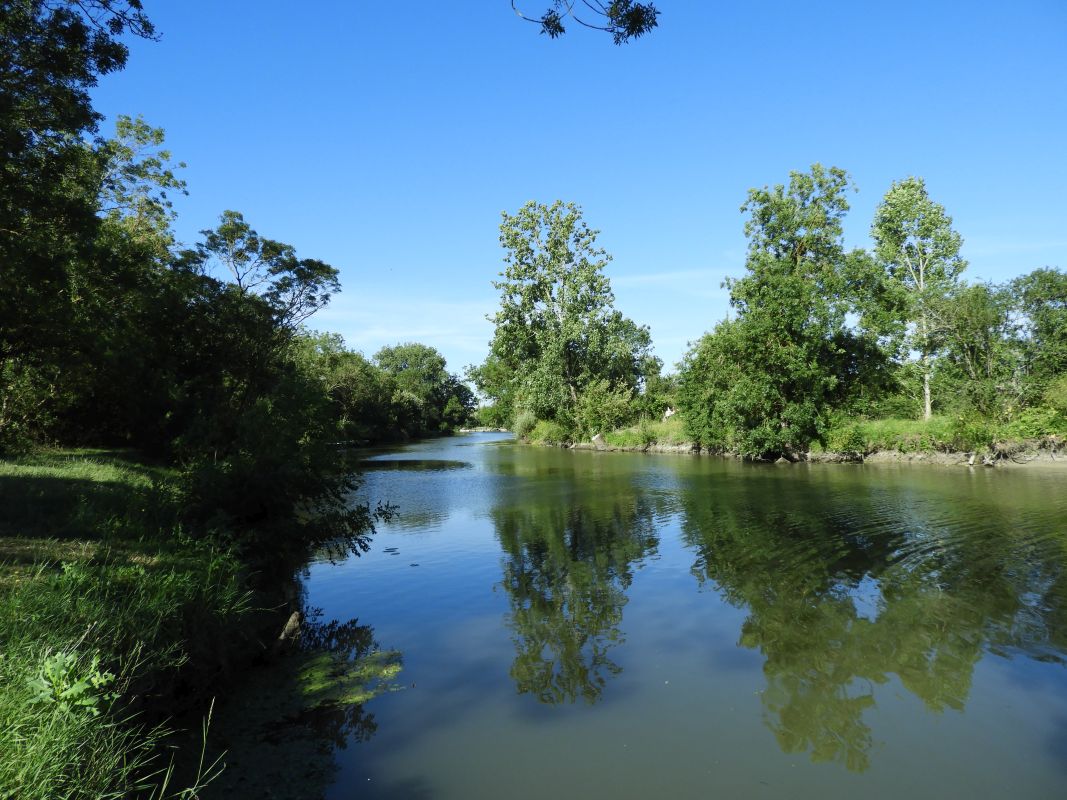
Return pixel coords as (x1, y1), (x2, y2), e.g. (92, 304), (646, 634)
(0, 449), (249, 799)
(602, 415), (690, 448)
(821, 412), (1066, 455)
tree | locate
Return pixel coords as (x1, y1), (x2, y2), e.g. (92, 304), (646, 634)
(510, 1), (659, 43)
(375, 342), (474, 435)
(196, 211), (341, 328)
(937, 282), (1019, 417)
(1011, 267), (1067, 400)
(97, 114), (187, 249)
(472, 200), (653, 437)
(871, 177), (966, 420)
(0, 1), (156, 451)
(679, 165), (885, 457)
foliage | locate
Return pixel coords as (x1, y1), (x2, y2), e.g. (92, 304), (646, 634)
(871, 176), (966, 419)
(472, 201), (654, 439)
(602, 414), (688, 448)
(679, 165), (887, 457)
(575, 378), (633, 437)
(0, 1), (155, 452)
(474, 403), (509, 429)
(935, 281), (1020, 417)
(512, 409), (538, 439)
(1012, 267), (1067, 400)
(529, 419), (570, 445)
(513, 0), (659, 43)
(195, 210), (341, 328)
(374, 342), (475, 435)
(27, 650), (116, 717)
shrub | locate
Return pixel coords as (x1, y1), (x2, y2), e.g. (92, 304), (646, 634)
(529, 420), (569, 446)
(575, 379), (634, 438)
(826, 424), (867, 455)
(948, 412), (996, 452)
(512, 410), (537, 439)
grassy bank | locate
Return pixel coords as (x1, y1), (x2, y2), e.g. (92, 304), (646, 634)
(0, 450), (256, 798)
(525, 411), (1065, 463)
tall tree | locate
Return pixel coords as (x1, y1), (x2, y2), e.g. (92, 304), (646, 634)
(375, 342), (474, 435)
(679, 165), (884, 457)
(472, 200), (653, 435)
(871, 177), (966, 420)
(0, 0), (155, 450)
(937, 282), (1019, 416)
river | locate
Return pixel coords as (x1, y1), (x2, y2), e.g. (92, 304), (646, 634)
(304, 432), (1067, 799)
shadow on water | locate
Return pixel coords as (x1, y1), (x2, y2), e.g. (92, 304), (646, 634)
(358, 459), (472, 472)
(677, 465), (1067, 772)
(207, 608), (403, 799)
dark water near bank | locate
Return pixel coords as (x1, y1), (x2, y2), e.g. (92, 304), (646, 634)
(308, 433), (1067, 799)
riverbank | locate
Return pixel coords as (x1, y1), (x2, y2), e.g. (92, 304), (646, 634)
(0, 448), (396, 798)
(550, 414), (1067, 469)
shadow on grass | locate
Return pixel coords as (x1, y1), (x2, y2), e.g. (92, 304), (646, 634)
(0, 451), (182, 550)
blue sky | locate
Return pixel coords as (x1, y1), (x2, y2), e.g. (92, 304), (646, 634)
(91, 1), (1067, 376)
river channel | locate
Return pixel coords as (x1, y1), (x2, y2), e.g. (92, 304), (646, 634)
(305, 432), (1067, 799)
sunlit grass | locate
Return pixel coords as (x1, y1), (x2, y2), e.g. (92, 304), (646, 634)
(0, 449), (248, 799)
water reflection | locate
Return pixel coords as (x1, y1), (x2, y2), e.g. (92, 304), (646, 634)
(209, 610), (402, 798)
(493, 494), (660, 704)
(678, 469), (1067, 771)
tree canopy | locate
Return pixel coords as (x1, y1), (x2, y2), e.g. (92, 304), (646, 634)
(471, 200), (656, 438)
(679, 165), (886, 458)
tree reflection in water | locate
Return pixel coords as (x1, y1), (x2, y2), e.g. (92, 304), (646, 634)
(493, 494), (660, 704)
(209, 610), (402, 797)
(679, 472), (1067, 772)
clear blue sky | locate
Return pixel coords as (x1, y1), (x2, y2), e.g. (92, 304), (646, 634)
(91, 0), (1067, 376)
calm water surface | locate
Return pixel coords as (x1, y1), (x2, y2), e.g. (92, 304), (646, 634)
(308, 433), (1067, 799)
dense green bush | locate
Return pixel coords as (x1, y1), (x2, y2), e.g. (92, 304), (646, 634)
(512, 410), (538, 439)
(529, 420), (569, 445)
(575, 379), (634, 438)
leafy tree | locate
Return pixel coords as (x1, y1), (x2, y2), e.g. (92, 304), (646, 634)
(472, 200), (653, 438)
(0, 0), (155, 399)
(1011, 267), (1067, 400)
(375, 342), (474, 435)
(936, 282), (1020, 417)
(679, 165), (886, 457)
(97, 114), (187, 249)
(195, 211), (341, 328)
(871, 177), (966, 420)
(511, 0), (659, 43)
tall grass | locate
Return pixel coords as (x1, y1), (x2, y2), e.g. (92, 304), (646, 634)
(603, 415), (689, 448)
(0, 450), (251, 799)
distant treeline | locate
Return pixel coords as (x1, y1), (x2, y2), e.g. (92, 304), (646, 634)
(472, 175), (1066, 457)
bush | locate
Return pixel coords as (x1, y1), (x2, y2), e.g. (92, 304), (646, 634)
(1002, 406), (1066, 439)
(825, 423), (867, 455)
(948, 412), (996, 452)
(575, 379), (634, 438)
(529, 420), (569, 446)
(512, 410), (537, 439)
